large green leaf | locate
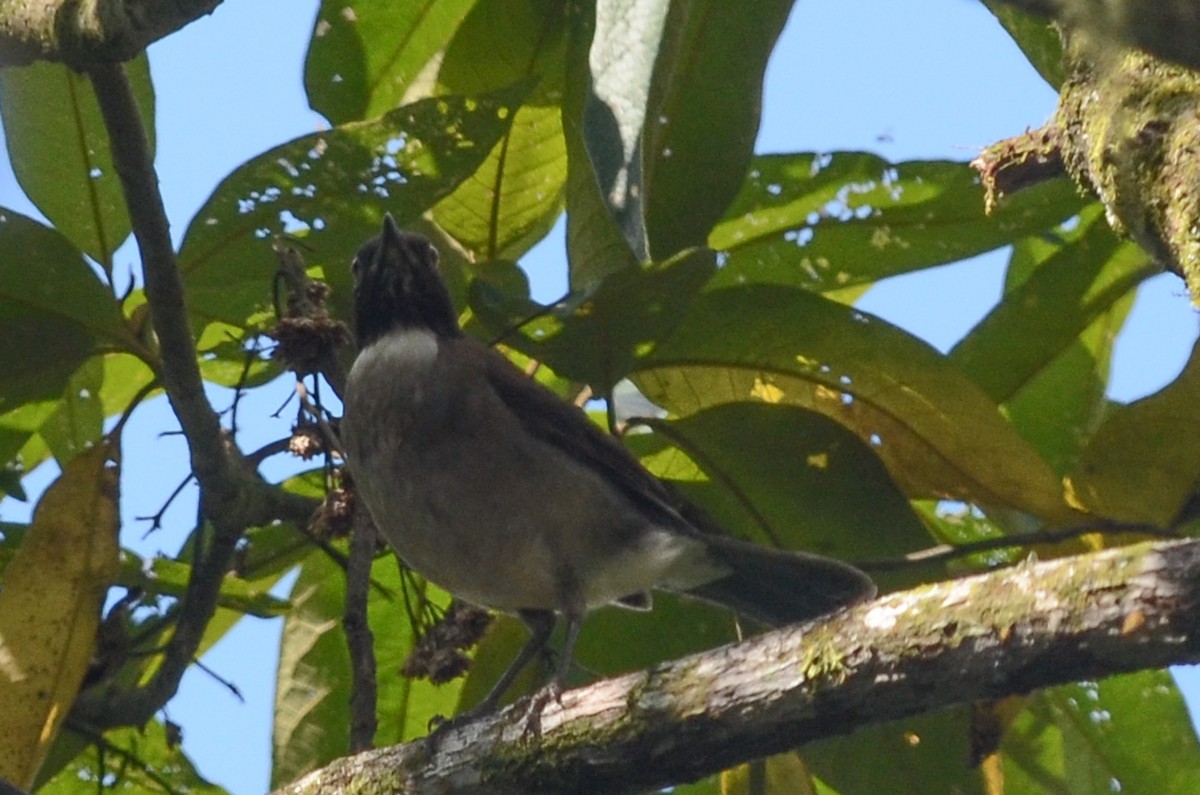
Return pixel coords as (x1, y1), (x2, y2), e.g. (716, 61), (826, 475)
(37, 356), (103, 466)
(641, 0), (793, 260)
(950, 206), (1152, 405)
(708, 154), (1085, 293)
(177, 84), (530, 339)
(633, 285), (1074, 523)
(430, 0), (568, 261)
(628, 402), (928, 564)
(953, 206), (1148, 475)
(0, 57), (155, 267)
(1001, 671), (1200, 793)
(580, 0), (673, 260)
(561, 0), (639, 286)
(1067, 339), (1200, 526)
(0, 211), (132, 414)
(272, 548), (460, 787)
(304, 0), (479, 124)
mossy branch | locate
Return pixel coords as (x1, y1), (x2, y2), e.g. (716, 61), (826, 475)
(274, 538), (1200, 795)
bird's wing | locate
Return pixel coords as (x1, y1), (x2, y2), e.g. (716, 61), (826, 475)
(462, 338), (690, 531)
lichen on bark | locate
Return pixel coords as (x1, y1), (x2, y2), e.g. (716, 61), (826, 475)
(1056, 32), (1200, 301)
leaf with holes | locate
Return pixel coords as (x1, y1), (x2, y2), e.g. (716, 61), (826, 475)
(178, 82), (531, 341)
(708, 153), (1085, 294)
(305, 0), (480, 124)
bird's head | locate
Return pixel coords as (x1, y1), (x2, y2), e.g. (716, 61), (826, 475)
(350, 214), (462, 348)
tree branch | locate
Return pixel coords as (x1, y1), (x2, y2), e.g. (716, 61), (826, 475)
(274, 538), (1200, 795)
(72, 60), (318, 729)
(0, 0), (222, 69)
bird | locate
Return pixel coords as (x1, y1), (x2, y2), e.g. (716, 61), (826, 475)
(340, 214), (876, 724)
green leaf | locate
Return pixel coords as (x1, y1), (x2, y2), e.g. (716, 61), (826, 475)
(562, 1), (639, 286)
(0, 211), (131, 413)
(983, 2), (1066, 88)
(805, 707), (978, 794)
(116, 554), (291, 619)
(0, 57), (155, 267)
(708, 154), (1086, 293)
(0, 522), (28, 579)
(722, 753), (818, 795)
(580, 0), (673, 260)
(38, 721), (227, 795)
(430, 0), (569, 261)
(178, 84), (530, 338)
(1067, 339), (1200, 526)
(304, 0), (479, 124)
(272, 548), (460, 787)
(38, 357), (103, 466)
(474, 247), (717, 390)
(642, 0), (793, 260)
(629, 402), (929, 566)
(0, 401), (58, 486)
(952, 207), (1147, 475)
(950, 206), (1152, 405)
(1001, 672), (1200, 794)
(633, 285), (1073, 522)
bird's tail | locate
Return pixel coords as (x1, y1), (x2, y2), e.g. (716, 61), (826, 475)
(683, 534), (875, 626)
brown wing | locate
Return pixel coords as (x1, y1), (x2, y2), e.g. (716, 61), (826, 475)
(456, 337), (689, 531)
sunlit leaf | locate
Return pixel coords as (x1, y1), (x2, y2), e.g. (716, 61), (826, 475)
(983, 2), (1066, 88)
(709, 154), (1085, 294)
(633, 285), (1074, 522)
(953, 206), (1147, 474)
(1001, 672), (1200, 793)
(950, 206), (1152, 405)
(178, 83), (531, 339)
(304, 0), (479, 124)
(430, 0), (568, 261)
(562, 0), (641, 285)
(39, 721), (227, 795)
(1067, 339), (1200, 526)
(0, 57), (155, 266)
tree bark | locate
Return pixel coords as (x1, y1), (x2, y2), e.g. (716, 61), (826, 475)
(273, 538), (1200, 795)
(0, 0), (222, 68)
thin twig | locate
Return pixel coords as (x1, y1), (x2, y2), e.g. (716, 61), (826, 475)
(190, 658), (244, 703)
(296, 381), (344, 457)
(858, 519), (1178, 572)
(346, 505), (379, 752)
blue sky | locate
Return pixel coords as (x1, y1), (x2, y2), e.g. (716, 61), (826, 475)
(3, 1), (1199, 793)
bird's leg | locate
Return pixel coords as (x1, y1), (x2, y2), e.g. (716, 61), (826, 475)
(520, 609), (583, 736)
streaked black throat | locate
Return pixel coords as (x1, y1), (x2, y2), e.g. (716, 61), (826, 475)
(351, 215), (462, 347)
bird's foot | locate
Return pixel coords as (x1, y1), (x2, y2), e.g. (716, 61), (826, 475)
(519, 681), (565, 738)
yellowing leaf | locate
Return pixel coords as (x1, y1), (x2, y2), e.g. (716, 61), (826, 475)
(1067, 339), (1200, 526)
(0, 443), (119, 787)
